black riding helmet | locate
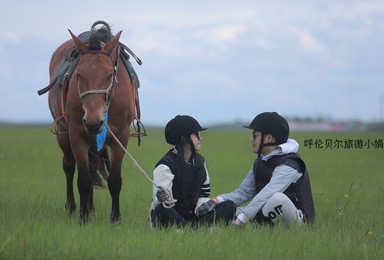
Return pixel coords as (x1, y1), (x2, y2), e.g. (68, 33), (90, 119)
(165, 115), (207, 145)
(244, 112), (289, 154)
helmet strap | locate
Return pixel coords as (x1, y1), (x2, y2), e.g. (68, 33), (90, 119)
(257, 132), (265, 157)
(258, 132), (279, 157)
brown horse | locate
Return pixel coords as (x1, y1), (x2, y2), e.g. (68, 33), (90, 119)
(46, 21), (139, 224)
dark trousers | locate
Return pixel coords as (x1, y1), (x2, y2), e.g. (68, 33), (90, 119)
(151, 200), (236, 228)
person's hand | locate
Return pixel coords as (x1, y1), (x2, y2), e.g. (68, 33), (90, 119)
(195, 200), (216, 217)
(156, 186), (170, 202)
(212, 198), (219, 204)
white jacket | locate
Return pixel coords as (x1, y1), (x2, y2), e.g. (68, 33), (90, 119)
(150, 149), (211, 213)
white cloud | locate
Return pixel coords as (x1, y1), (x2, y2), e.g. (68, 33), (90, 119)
(1, 31), (22, 43)
(212, 25), (246, 42)
(298, 33), (327, 54)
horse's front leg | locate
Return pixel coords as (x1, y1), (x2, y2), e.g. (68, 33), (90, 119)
(77, 158), (92, 224)
(108, 138), (127, 223)
(70, 136), (92, 224)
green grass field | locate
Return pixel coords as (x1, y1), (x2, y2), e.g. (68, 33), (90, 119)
(0, 126), (383, 259)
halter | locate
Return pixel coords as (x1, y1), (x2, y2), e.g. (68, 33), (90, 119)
(77, 47), (120, 104)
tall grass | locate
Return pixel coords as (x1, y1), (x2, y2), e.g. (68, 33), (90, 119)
(0, 127), (383, 259)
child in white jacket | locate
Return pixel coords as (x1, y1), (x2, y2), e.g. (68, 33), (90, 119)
(149, 115), (236, 229)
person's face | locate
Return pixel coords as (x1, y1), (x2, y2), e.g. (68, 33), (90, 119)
(190, 131), (202, 151)
(251, 130), (276, 154)
(251, 130), (262, 153)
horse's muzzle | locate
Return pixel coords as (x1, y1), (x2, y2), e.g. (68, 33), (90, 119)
(82, 117), (104, 135)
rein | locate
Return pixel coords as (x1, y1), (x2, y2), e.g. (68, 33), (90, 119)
(104, 122), (177, 209)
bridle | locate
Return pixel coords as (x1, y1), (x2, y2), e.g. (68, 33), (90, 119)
(77, 46), (120, 105)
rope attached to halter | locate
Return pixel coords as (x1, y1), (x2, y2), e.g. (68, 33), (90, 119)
(104, 122), (177, 208)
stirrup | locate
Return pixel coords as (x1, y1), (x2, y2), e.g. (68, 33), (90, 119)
(130, 117), (147, 138)
(50, 115), (67, 135)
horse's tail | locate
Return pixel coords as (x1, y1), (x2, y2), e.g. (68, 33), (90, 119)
(88, 145), (110, 189)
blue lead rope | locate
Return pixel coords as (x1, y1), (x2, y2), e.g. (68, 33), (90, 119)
(96, 109), (108, 151)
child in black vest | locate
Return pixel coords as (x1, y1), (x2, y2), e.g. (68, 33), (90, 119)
(213, 112), (315, 226)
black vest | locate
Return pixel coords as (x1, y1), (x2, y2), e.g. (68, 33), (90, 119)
(253, 153), (315, 223)
(156, 150), (207, 213)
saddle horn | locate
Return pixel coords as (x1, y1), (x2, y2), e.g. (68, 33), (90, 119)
(91, 20), (111, 33)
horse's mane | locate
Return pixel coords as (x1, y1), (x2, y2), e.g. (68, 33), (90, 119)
(88, 26), (113, 51)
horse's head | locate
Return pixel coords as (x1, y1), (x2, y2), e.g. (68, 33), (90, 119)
(69, 28), (122, 135)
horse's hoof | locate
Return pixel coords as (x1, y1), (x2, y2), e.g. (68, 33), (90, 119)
(64, 203), (77, 217)
(110, 213), (121, 224)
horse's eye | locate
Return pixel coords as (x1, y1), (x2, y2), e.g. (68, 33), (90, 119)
(108, 74), (113, 80)
(76, 72), (80, 79)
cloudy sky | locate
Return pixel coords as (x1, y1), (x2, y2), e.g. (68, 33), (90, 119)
(1, 0), (383, 126)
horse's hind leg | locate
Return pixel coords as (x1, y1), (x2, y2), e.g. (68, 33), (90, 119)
(64, 154), (76, 216)
(58, 135), (77, 216)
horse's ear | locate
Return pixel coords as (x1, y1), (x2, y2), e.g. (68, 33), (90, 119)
(69, 29), (88, 54)
(103, 31), (122, 54)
